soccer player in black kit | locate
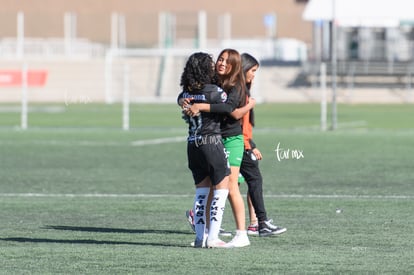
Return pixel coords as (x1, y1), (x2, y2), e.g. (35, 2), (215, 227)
(178, 52), (232, 248)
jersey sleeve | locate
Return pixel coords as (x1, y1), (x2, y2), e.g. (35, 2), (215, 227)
(177, 91), (184, 105)
(208, 86), (227, 103)
(210, 86), (240, 114)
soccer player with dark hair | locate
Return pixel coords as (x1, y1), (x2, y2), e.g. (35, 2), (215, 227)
(239, 53), (287, 237)
(178, 52), (231, 248)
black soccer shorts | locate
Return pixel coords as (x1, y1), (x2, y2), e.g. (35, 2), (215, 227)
(187, 137), (230, 186)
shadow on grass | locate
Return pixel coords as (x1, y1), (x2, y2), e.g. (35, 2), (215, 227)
(43, 225), (193, 235)
(0, 237), (189, 247)
(0, 225), (194, 247)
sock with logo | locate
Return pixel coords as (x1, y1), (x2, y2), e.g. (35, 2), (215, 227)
(193, 187), (210, 242)
(208, 188), (229, 241)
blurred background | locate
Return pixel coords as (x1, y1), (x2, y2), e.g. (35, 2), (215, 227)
(1, 0), (414, 105)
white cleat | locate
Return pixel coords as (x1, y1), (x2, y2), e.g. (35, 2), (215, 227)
(206, 238), (232, 248)
(227, 231), (250, 248)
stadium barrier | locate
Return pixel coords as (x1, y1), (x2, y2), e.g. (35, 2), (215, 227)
(0, 66), (48, 129)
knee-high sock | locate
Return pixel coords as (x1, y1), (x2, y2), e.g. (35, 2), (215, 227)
(193, 187), (210, 241)
(208, 189), (229, 241)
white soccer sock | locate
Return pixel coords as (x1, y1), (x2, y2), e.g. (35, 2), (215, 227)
(208, 188), (229, 241)
(193, 187), (210, 241)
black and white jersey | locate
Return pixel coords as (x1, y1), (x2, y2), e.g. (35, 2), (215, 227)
(211, 85), (243, 138)
(178, 84), (227, 142)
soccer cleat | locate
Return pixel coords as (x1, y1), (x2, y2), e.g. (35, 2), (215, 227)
(206, 238), (231, 248)
(259, 219), (287, 237)
(247, 224), (259, 236)
(219, 228), (232, 237)
(226, 231), (250, 248)
(185, 209), (195, 233)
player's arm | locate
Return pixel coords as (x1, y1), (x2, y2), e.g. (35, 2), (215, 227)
(230, 98), (256, 120)
(177, 92), (193, 109)
(251, 147), (263, 160)
(187, 101), (233, 116)
(187, 88), (237, 116)
(177, 92), (184, 106)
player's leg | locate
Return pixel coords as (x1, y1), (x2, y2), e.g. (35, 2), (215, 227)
(246, 193), (259, 235)
(187, 142), (209, 247)
(242, 150), (287, 237)
(203, 141), (232, 248)
(207, 176), (230, 248)
(223, 135), (250, 247)
(193, 178), (210, 247)
(241, 150), (267, 222)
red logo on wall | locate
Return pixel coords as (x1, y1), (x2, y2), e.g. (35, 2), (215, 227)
(0, 70), (48, 87)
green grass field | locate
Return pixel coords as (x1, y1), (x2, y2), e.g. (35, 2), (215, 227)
(1, 103), (413, 274)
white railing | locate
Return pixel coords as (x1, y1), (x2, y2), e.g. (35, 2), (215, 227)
(0, 38), (106, 59)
